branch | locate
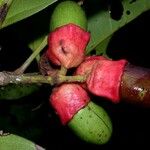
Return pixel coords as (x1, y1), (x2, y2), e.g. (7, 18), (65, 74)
(0, 71), (86, 86)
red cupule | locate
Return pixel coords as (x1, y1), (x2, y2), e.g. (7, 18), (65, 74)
(87, 59), (127, 103)
(50, 83), (90, 125)
(47, 23), (90, 69)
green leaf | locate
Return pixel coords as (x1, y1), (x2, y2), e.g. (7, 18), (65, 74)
(28, 35), (45, 52)
(86, 0), (150, 54)
(1, 0), (57, 29)
(0, 0), (13, 27)
(95, 36), (112, 56)
(0, 84), (39, 100)
(0, 133), (45, 150)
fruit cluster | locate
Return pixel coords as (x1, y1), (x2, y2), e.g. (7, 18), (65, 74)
(42, 1), (127, 145)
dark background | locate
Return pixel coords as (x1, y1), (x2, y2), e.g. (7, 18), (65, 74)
(0, 0), (150, 149)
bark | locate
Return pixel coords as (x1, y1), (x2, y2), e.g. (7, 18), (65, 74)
(0, 71), (85, 86)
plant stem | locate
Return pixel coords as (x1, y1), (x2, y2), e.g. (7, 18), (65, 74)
(59, 66), (67, 76)
(58, 75), (86, 84)
(14, 36), (48, 74)
(0, 72), (53, 85)
(0, 71), (86, 86)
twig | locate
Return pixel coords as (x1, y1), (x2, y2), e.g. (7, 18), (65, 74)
(0, 72), (53, 85)
(0, 71), (86, 86)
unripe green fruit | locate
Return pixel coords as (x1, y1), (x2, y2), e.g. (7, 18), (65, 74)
(50, 84), (112, 144)
(50, 1), (87, 31)
(68, 101), (112, 145)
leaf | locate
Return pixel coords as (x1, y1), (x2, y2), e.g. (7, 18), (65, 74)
(28, 35), (45, 52)
(1, 0), (57, 29)
(0, 84), (39, 100)
(95, 36), (112, 56)
(0, 0), (13, 27)
(86, 0), (150, 53)
(0, 133), (45, 150)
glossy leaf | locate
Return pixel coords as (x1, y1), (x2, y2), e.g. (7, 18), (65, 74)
(95, 36), (112, 56)
(0, 133), (45, 150)
(86, 0), (150, 54)
(1, 0), (57, 29)
(0, 0), (13, 27)
(0, 84), (39, 100)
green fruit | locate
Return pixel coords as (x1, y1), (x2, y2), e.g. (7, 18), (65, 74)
(50, 1), (87, 31)
(68, 101), (112, 144)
